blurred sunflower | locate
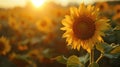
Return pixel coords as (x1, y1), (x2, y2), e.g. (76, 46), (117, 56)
(19, 20), (28, 30)
(25, 30), (35, 38)
(9, 53), (36, 67)
(43, 33), (56, 44)
(0, 36), (11, 55)
(61, 3), (110, 52)
(17, 44), (28, 51)
(0, 24), (2, 31)
(113, 14), (120, 22)
(36, 17), (56, 34)
(96, 2), (109, 12)
(8, 17), (19, 30)
(27, 49), (43, 62)
(114, 5), (120, 14)
(0, 10), (8, 20)
(112, 14), (120, 29)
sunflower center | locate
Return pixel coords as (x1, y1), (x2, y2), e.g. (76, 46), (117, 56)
(100, 5), (104, 10)
(0, 41), (5, 51)
(73, 16), (95, 40)
(117, 9), (120, 13)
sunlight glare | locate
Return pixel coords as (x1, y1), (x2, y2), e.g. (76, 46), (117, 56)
(31, 0), (45, 8)
(77, 0), (95, 5)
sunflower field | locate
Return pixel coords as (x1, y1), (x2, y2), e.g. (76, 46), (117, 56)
(0, 0), (120, 67)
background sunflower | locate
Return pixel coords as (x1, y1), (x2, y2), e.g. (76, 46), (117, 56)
(0, 36), (11, 55)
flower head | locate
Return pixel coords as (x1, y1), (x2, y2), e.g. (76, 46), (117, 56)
(61, 4), (110, 52)
(96, 2), (109, 12)
(114, 5), (120, 14)
(0, 36), (11, 55)
(36, 17), (56, 34)
(8, 17), (19, 30)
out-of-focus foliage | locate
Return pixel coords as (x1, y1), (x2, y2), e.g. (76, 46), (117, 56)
(0, 2), (69, 67)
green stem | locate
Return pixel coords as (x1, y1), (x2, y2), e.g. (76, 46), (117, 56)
(96, 54), (103, 63)
(90, 48), (94, 64)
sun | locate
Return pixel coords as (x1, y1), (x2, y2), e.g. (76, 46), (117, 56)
(31, 0), (45, 8)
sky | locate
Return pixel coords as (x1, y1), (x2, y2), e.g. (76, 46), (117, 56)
(0, 0), (115, 8)
(0, 0), (27, 8)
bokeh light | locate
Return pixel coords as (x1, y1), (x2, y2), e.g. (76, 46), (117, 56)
(30, 0), (46, 8)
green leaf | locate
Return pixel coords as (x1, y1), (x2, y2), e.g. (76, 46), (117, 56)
(67, 55), (84, 67)
(96, 43), (120, 59)
(55, 55), (67, 64)
(103, 32), (116, 44)
(0, 56), (16, 67)
(110, 46), (120, 54)
(114, 30), (120, 43)
(113, 26), (120, 30)
(104, 54), (115, 58)
(42, 48), (52, 58)
(104, 53), (120, 59)
(96, 42), (113, 53)
(79, 53), (89, 64)
(16, 55), (29, 62)
(96, 44), (104, 53)
(88, 62), (99, 67)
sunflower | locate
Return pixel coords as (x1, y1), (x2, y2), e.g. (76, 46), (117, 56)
(0, 10), (7, 20)
(0, 36), (11, 55)
(95, 2), (109, 12)
(9, 53), (35, 67)
(114, 5), (120, 14)
(112, 14), (120, 29)
(61, 3), (110, 52)
(36, 17), (56, 34)
(17, 44), (28, 51)
(113, 14), (120, 22)
(0, 24), (2, 31)
(8, 16), (19, 30)
(27, 49), (43, 62)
